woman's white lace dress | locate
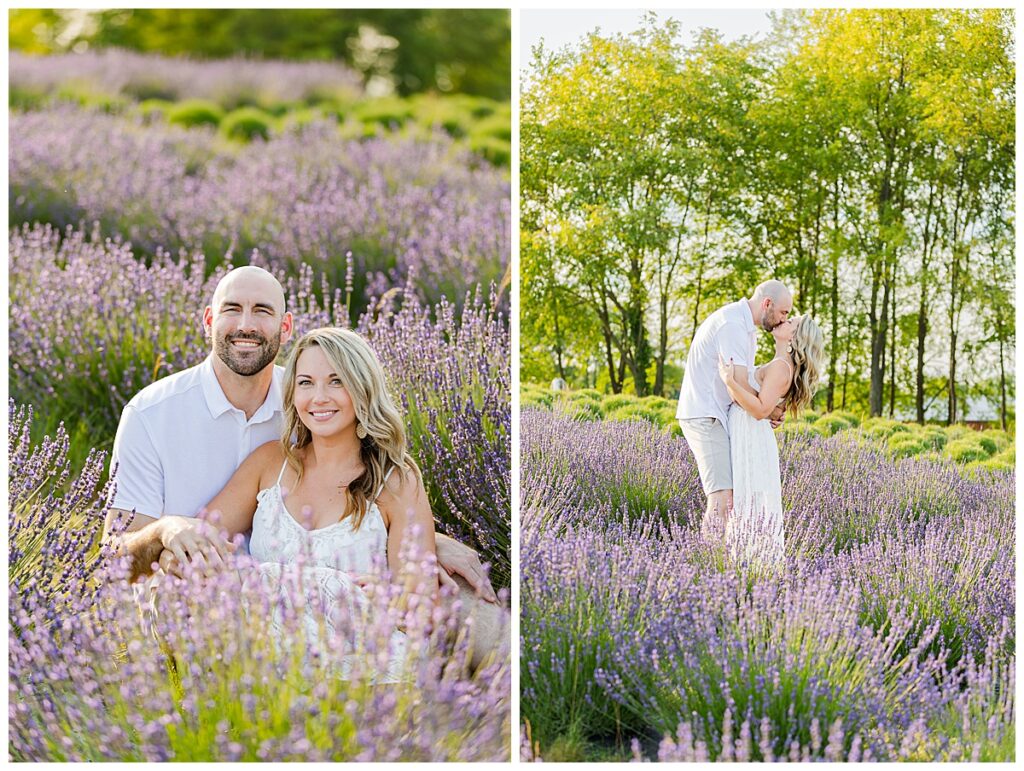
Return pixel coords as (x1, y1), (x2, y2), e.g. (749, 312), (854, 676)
(727, 364), (786, 566)
(247, 462), (407, 682)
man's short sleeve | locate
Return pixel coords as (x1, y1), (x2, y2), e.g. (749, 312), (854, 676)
(110, 404), (165, 519)
(717, 320), (749, 365)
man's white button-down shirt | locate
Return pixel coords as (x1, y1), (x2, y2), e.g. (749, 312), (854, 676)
(676, 299), (757, 435)
(111, 356), (285, 519)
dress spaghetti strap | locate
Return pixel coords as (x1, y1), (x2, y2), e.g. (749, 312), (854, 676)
(769, 356), (794, 380)
(275, 459), (289, 486)
(375, 465), (397, 500)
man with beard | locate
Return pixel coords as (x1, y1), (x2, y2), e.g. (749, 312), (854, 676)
(104, 266), (497, 604)
(676, 279), (792, 541)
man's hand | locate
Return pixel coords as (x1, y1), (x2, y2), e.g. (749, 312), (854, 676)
(768, 404), (786, 429)
(159, 514), (234, 574)
(435, 535), (498, 603)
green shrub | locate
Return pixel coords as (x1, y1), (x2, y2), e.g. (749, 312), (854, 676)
(558, 397), (602, 421)
(137, 98), (172, 122)
(470, 112), (512, 142)
(278, 107), (328, 132)
(975, 435), (999, 456)
(639, 395), (673, 411)
(220, 107), (273, 141)
(778, 421), (816, 437)
(522, 393), (554, 410)
(656, 407), (678, 430)
(411, 95), (472, 137)
(352, 98), (414, 129)
(888, 434), (927, 458)
(606, 404), (661, 426)
(831, 410), (862, 427)
(863, 418), (911, 440)
(564, 390), (603, 414)
(918, 428), (948, 451)
(10, 86), (48, 110)
(944, 438), (991, 464)
(800, 411), (821, 424)
(167, 99), (224, 129)
(601, 394), (634, 413)
(452, 94), (499, 119)
(810, 414), (851, 437)
(943, 424), (972, 443)
(980, 429), (1010, 452)
(468, 135), (510, 166)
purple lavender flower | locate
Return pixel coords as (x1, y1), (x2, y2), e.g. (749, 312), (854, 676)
(521, 409), (1014, 761)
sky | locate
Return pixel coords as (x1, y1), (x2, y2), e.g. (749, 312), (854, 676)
(519, 9), (777, 67)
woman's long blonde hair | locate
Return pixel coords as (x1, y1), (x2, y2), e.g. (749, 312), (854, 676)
(281, 327), (420, 530)
(784, 315), (826, 417)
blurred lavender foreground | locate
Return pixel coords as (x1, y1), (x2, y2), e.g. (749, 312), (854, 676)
(520, 409), (1014, 761)
(10, 404), (510, 761)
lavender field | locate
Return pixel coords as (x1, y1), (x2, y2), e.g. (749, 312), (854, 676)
(10, 51), (510, 761)
(520, 409), (1014, 762)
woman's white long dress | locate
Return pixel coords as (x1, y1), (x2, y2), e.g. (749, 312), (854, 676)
(726, 364), (786, 567)
(247, 463), (407, 682)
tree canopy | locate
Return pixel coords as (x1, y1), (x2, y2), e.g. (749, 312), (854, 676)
(521, 9), (1014, 425)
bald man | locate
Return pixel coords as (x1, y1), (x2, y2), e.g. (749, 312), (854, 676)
(676, 281), (792, 538)
(104, 266), (497, 603)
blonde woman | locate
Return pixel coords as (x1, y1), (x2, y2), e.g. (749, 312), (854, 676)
(717, 315), (825, 565)
(159, 327), (440, 682)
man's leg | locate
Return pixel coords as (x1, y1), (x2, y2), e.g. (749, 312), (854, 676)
(448, 574), (509, 672)
(704, 488), (733, 542)
(680, 417), (732, 539)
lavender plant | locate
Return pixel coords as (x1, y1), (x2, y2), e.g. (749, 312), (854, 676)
(520, 409), (1015, 762)
(9, 411), (511, 761)
(10, 108), (510, 310)
(10, 48), (363, 109)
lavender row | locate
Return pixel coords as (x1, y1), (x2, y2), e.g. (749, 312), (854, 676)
(9, 223), (510, 585)
(11, 48), (362, 108)
(520, 409), (1015, 761)
(10, 107), (510, 310)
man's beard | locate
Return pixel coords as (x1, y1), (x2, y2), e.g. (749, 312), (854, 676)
(760, 311), (780, 331)
(214, 330), (280, 376)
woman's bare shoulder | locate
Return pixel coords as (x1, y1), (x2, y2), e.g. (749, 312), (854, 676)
(247, 440), (287, 480)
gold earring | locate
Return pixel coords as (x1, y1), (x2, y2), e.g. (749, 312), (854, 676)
(786, 344), (793, 354)
(356, 423), (368, 440)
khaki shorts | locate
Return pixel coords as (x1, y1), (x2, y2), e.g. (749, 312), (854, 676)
(679, 417), (732, 495)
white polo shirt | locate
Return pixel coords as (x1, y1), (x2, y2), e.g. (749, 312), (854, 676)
(110, 356), (285, 520)
(676, 299), (757, 433)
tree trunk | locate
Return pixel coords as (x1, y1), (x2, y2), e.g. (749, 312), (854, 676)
(827, 178), (840, 412)
(551, 288), (565, 380)
(915, 179), (936, 424)
(998, 329), (1007, 431)
(888, 262), (897, 418)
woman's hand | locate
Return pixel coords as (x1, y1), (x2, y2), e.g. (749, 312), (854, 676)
(718, 353), (737, 386)
(158, 515), (234, 574)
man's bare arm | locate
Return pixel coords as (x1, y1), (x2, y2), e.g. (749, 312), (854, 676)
(102, 508), (166, 582)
